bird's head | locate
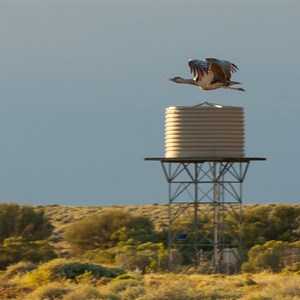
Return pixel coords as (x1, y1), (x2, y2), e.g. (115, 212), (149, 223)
(168, 76), (184, 83)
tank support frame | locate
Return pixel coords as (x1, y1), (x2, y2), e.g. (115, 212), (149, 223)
(145, 157), (265, 273)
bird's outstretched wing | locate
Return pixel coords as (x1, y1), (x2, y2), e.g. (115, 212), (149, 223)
(188, 59), (210, 80)
(205, 58), (238, 80)
(188, 57), (240, 83)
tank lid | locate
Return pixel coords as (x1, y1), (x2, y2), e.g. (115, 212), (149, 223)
(168, 102), (240, 109)
(193, 102), (225, 108)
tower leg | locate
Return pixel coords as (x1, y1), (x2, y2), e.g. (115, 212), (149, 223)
(213, 163), (220, 273)
(161, 161), (250, 273)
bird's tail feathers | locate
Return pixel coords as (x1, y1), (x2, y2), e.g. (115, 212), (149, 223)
(225, 86), (245, 92)
(228, 80), (242, 86)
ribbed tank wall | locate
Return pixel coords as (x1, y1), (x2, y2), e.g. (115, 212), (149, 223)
(165, 104), (245, 158)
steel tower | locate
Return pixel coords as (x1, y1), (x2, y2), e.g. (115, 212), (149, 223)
(145, 157), (265, 273)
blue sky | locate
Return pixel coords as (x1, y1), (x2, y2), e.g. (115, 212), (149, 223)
(0, 1), (299, 206)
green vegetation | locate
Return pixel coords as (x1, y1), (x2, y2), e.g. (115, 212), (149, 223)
(0, 237), (56, 269)
(241, 204), (300, 247)
(0, 203), (55, 269)
(64, 210), (157, 254)
(242, 240), (300, 273)
(0, 202), (299, 299)
(13, 259), (122, 288)
(47, 203), (300, 273)
(0, 265), (299, 299)
(0, 203), (53, 242)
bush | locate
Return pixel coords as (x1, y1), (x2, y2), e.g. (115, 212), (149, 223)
(283, 261), (300, 273)
(115, 242), (170, 273)
(81, 248), (116, 265)
(1, 261), (37, 280)
(0, 237), (57, 269)
(108, 278), (143, 294)
(49, 260), (123, 281)
(0, 203), (53, 242)
(23, 282), (74, 300)
(63, 285), (120, 300)
(141, 279), (195, 300)
(120, 285), (145, 300)
(64, 210), (156, 254)
(140, 275), (244, 300)
(19, 259), (124, 288)
(113, 274), (137, 281)
(242, 240), (300, 273)
(242, 205), (300, 248)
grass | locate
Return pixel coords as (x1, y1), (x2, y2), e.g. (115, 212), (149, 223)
(1, 267), (300, 299)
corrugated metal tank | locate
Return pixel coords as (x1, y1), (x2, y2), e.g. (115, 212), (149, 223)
(165, 102), (245, 158)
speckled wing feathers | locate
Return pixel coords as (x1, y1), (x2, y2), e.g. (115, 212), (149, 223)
(205, 58), (238, 80)
(189, 58), (239, 81)
(188, 59), (210, 80)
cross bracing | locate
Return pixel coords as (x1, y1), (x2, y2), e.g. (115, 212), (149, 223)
(161, 160), (250, 273)
(145, 157), (265, 273)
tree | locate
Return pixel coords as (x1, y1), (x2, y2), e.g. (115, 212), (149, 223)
(0, 203), (53, 242)
(241, 205), (300, 248)
(64, 210), (157, 254)
(269, 204), (300, 242)
(0, 237), (57, 269)
(0, 203), (19, 242)
(242, 240), (300, 273)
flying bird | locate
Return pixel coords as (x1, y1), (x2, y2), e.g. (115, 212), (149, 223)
(169, 58), (245, 92)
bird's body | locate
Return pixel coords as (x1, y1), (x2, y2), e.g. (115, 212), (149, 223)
(169, 58), (245, 92)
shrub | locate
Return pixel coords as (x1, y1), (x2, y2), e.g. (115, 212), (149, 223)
(242, 240), (300, 273)
(0, 203), (53, 242)
(1, 261), (37, 280)
(81, 248), (116, 265)
(0, 237), (57, 269)
(241, 273), (300, 300)
(141, 274), (244, 300)
(23, 282), (74, 300)
(19, 259), (124, 288)
(115, 242), (170, 273)
(118, 285), (145, 300)
(241, 204), (300, 248)
(108, 278), (143, 294)
(63, 285), (121, 300)
(141, 279), (195, 300)
(20, 265), (52, 287)
(113, 274), (137, 281)
(284, 261), (300, 273)
(48, 260), (123, 281)
(64, 210), (156, 254)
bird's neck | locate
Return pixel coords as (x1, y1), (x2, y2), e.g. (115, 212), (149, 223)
(175, 78), (196, 85)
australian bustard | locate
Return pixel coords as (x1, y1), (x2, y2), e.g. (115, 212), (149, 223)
(169, 58), (245, 92)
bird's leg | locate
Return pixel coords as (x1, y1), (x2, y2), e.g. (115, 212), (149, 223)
(224, 86), (245, 92)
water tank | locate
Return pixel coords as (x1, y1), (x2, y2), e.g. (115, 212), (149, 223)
(165, 102), (245, 158)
